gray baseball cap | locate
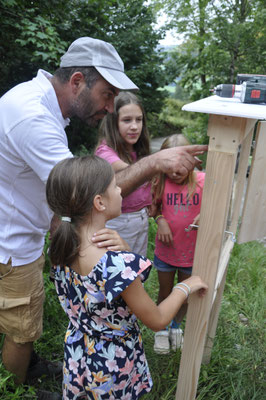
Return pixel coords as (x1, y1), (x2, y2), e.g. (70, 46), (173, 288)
(60, 37), (138, 90)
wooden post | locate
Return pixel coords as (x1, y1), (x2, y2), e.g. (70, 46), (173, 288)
(229, 123), (255, 234)
(174, 96), (266, 400)
(202, 118), (257, 364)
(175, 114), (248, 399)
(238, 121), (266, 243)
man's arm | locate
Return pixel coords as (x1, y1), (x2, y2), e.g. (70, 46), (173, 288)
(116, 145), (208, 197)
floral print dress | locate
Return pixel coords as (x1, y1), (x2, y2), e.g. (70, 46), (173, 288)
(54, 251), (153, 400)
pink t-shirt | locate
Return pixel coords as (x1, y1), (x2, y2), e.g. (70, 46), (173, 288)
(95, 142), (152, 213)
(154, 172), (205, 267)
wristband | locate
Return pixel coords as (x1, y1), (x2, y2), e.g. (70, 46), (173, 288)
(154, 214), (164, 223)
(173, 283), (189, 298)
(177, 282), (191, 295)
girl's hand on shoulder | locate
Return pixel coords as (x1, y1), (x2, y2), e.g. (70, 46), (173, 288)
(92, 228), (131, 251)
(182, 276), (208, 297)
(157, 218), (173, 245)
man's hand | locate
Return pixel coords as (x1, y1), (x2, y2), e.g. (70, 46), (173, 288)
(154, 145), (208, 178)
(92, 228), (131, 251)
(116, 144), (208, 198)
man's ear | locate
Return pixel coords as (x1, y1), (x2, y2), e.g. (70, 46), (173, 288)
(93, 195), (106, 212)
(69, 72), (86, 95)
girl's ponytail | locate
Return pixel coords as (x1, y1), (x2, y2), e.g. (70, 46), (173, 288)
(46, 155), (114, 267)
(48, 219), (80, 267)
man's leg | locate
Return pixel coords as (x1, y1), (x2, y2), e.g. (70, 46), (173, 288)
(2, 335), (33, 384)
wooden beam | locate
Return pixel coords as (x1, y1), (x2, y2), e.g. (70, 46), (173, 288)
(229, 125), (255, 233)
(202, 265), (228, 365)
(175, 115), (247, 399)
(238, 121), (266, 243)
(202, 237), (234, 364)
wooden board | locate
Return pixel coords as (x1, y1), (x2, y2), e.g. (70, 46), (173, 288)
(175, 115), (241, 399)
(238, 121), (266, 243)
(175, 97), (266, 399)
(182, 95), (266, 120)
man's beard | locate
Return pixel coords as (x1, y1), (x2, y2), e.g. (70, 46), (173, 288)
(71, 88), (107, 127)
(85, 110), (108, 127)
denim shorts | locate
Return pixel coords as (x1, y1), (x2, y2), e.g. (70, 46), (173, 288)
(153, 254), (192, 275)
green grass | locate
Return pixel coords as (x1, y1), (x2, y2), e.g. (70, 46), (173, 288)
(0, 220), (265, 399)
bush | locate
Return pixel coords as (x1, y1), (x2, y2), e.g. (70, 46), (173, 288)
(147, 98), (209, 146)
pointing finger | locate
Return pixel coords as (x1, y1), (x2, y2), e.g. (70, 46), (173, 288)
(183, 145), (208, 155)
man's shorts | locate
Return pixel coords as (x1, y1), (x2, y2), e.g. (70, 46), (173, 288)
(153, 254), (192, 275)
(0, 254), (45, 343)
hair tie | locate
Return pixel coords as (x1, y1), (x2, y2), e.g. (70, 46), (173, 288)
(61, 216), (71, 222)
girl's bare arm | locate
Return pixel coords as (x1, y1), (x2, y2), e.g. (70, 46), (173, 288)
(121, 275), (208, 332)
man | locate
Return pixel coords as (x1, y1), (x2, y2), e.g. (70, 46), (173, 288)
(0, 37), (207, 399)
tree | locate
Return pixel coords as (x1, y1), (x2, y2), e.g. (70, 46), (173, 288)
(210, 0), (266, 81)
(156, 0), (266, 99)
(0, 0), (168, 151)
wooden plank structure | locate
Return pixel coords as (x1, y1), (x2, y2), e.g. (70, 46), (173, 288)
(175, 95), (266, 399)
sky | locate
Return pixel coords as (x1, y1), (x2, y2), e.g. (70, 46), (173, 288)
(159, 30), (178, 46)
(156, 14), (182, 47)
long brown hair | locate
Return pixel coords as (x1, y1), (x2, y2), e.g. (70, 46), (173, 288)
(152, 134), (198, 203)
(96, 91), (150, 164)
(46, 155), (114, 266)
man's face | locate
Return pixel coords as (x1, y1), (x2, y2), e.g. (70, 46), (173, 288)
(71, 78), (119, 127)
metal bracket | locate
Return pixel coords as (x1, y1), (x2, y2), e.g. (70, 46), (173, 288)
(225, 230), (237, 242)
(185, 224), (199, 232)
(185, 224), (236, 242)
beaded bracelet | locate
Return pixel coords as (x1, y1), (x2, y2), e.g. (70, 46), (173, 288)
(173, 283), (189, 298)
(154, 214), (164, 223)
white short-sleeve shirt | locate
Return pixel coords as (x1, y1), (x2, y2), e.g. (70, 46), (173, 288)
(0, 70), (73, 266)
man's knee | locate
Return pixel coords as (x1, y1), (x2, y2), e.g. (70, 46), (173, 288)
(3, 335), (33, 353)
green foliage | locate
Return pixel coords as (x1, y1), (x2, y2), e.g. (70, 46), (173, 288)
(159, 98), (194, 132)
(157, 0), (266, 100)
(150, 98), (209, 150)
(14, 13), (67, 65)
(0, 0), (170, 153)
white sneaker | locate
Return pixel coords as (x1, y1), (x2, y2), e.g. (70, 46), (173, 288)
(153, 330), (170, 354)
(169, 328), (183, 350)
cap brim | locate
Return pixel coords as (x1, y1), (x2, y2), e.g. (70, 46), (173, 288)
(96, 67), (138, 90)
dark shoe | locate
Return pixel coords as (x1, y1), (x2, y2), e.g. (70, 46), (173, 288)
(27, 353), (63, 382)
(36, 390), (61, 400)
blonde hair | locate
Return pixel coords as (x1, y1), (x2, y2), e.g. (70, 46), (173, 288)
(152, 134), (198, 203)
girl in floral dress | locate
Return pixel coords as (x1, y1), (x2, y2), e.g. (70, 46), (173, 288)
(46, 155), (207, 399)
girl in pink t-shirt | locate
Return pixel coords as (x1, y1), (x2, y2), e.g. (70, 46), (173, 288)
(95, 92), (152, 256)
(151, 134), (205, 354)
